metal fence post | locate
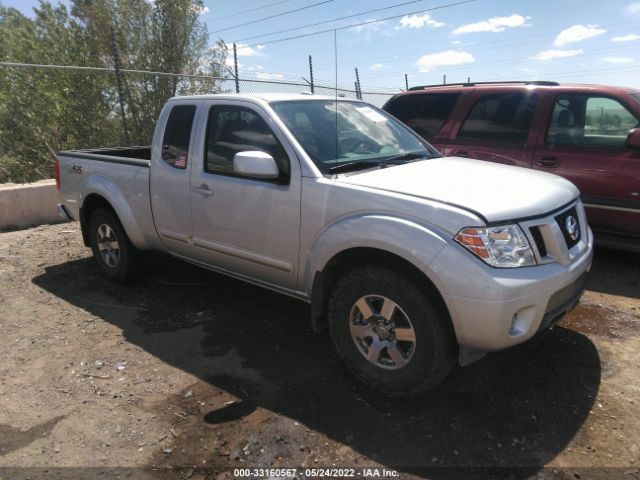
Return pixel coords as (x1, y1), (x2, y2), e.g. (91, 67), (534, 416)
(405, 73), (409, 91)
(308, 55), (315, 94)
(233, 43), (240, 93)
(109, 20), (130, 145)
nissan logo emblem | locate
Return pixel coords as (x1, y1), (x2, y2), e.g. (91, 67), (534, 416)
(565, 215), (579, 241)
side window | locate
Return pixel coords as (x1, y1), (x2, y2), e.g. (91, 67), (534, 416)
(547, 95), (639, 147)
(458, 93), (537, 143)
(204, 106), (289, 177)
(385, 93), (460, 139)
(161, 105), (196, 169)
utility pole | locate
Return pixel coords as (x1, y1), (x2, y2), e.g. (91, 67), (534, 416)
(308, 55), (315, 94)
(405, 73), (409, 91)
(355, 67), (362, 100)
(109, 20), (130, 145)
(233, 43), (240, 93)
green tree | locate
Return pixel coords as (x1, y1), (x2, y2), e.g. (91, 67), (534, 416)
(0, 0), (227, 183)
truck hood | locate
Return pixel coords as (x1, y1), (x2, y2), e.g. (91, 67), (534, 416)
(336, 157), (579, 223)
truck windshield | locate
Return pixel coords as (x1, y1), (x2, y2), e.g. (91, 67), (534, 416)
(270, 100), (440, 174)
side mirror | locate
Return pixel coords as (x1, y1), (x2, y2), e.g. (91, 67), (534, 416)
(233, 151), (279, 179)
(626, 128), (640, 150)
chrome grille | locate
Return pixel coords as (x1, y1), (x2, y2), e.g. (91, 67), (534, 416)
(545, 272), (588, 313)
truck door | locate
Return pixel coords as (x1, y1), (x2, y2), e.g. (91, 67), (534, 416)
(441, 90), (538, 168)
(150, 101), (200, 258)
(533, 93), (640, 240)
(188, 100), (302, 291)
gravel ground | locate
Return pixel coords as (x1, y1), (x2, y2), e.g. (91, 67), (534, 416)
(0, 222), (639, 480)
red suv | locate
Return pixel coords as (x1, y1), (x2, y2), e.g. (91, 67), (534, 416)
(383, 81), (640, 252)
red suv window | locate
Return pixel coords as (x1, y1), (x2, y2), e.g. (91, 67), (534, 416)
(384, 93), (460, 140)
(546, 94), (639, 148)
(458, 92), (538, 143)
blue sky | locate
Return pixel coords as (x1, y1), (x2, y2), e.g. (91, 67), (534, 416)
(6, 0), (640, 93)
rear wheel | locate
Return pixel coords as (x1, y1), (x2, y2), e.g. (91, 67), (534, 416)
(89, 209), (137, 282)
(328, 266), (457, 398)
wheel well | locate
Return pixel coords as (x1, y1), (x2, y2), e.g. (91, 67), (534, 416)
(79, 194), (116, 247)
(310, 247), (451, 332)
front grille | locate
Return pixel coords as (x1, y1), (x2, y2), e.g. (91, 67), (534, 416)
(555, 207), (580, 250)
(545, 272), (588, 313)
(529, 226), (547, 257)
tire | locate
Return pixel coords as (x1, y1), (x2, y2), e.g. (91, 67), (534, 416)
(88, 208), (138, 283)
(327, 266), (457, 398)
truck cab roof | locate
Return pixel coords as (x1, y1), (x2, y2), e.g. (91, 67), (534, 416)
(168, 93), (355, 104)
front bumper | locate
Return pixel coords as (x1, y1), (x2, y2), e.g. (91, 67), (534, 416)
(429, 226), (593, 352)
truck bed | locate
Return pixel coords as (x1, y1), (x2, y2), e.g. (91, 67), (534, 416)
(56, 145), (158, 250)
(59, 146), (151, 167)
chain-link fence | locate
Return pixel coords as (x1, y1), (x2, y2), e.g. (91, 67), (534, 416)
(0, 63), (396, 183)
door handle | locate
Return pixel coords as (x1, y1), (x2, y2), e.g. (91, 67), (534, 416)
(537, 156), (560, 168)
(192, 184), (213, 197)
(452, 150), (470, 158)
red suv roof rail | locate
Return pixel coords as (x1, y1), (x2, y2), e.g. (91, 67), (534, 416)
(407, 80), (560, 91)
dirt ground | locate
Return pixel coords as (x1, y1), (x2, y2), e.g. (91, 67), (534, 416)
(0, 222), (639, 480)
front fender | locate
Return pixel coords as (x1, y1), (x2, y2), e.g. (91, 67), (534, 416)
(81, 175), (149, 249)
(302, 213), (449, 295)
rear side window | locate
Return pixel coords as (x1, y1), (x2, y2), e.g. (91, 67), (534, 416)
(384, 93), (460, 139)
(547, 95), (639, 147)
(161, 105), (196, 169)
(204, 106), (289, 177)
(458, 93), (537, 143)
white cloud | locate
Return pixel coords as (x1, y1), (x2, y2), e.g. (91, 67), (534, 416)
(226, 43), (266, 57)
(612, 33), (640, 42)
(396, 14), (444, 29)
(626, 2), (640, 14)
(554, 24), (606, 46)
(534, 49), (584, 60)
(370, 63), (385, 70)
(453, 14), (528, 34)
(602, 56), (634, 64)
(256, 72), (284, 79)
(416, 50), (475, 72)
(196, 6), (210, 14)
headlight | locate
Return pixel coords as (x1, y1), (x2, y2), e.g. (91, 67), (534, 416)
(455, 224), (536, 268)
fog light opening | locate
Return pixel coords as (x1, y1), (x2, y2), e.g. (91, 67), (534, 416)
(509, 313), (520, 336)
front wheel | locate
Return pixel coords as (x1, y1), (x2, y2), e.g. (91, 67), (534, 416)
(327, 266), (457, 398)
(89, 208), (137, 283)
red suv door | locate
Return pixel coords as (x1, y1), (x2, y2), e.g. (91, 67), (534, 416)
(533, 93), (640, 243)
(442, 89), (538, 168)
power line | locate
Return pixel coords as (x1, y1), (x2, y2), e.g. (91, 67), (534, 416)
(300, 18), (638, 74)
(0, 61), (231, 80)
(0, 61), (396, 95)
(242, 0), (476, 47)
(211, 0), (336, 35)
(234, 0), (432, 43)
(208, 0), (297, 22)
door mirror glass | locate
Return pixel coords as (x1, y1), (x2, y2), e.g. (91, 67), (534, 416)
(233, 151), (280, 179)
(626, 128), (640, 150)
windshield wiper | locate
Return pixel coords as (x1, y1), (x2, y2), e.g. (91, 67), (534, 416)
(327, 160), (382, 174)
(381, 151), (434, 163)
(327, 151), (432, 174)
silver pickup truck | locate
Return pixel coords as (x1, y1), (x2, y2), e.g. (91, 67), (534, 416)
(56, 93), (593, 397)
